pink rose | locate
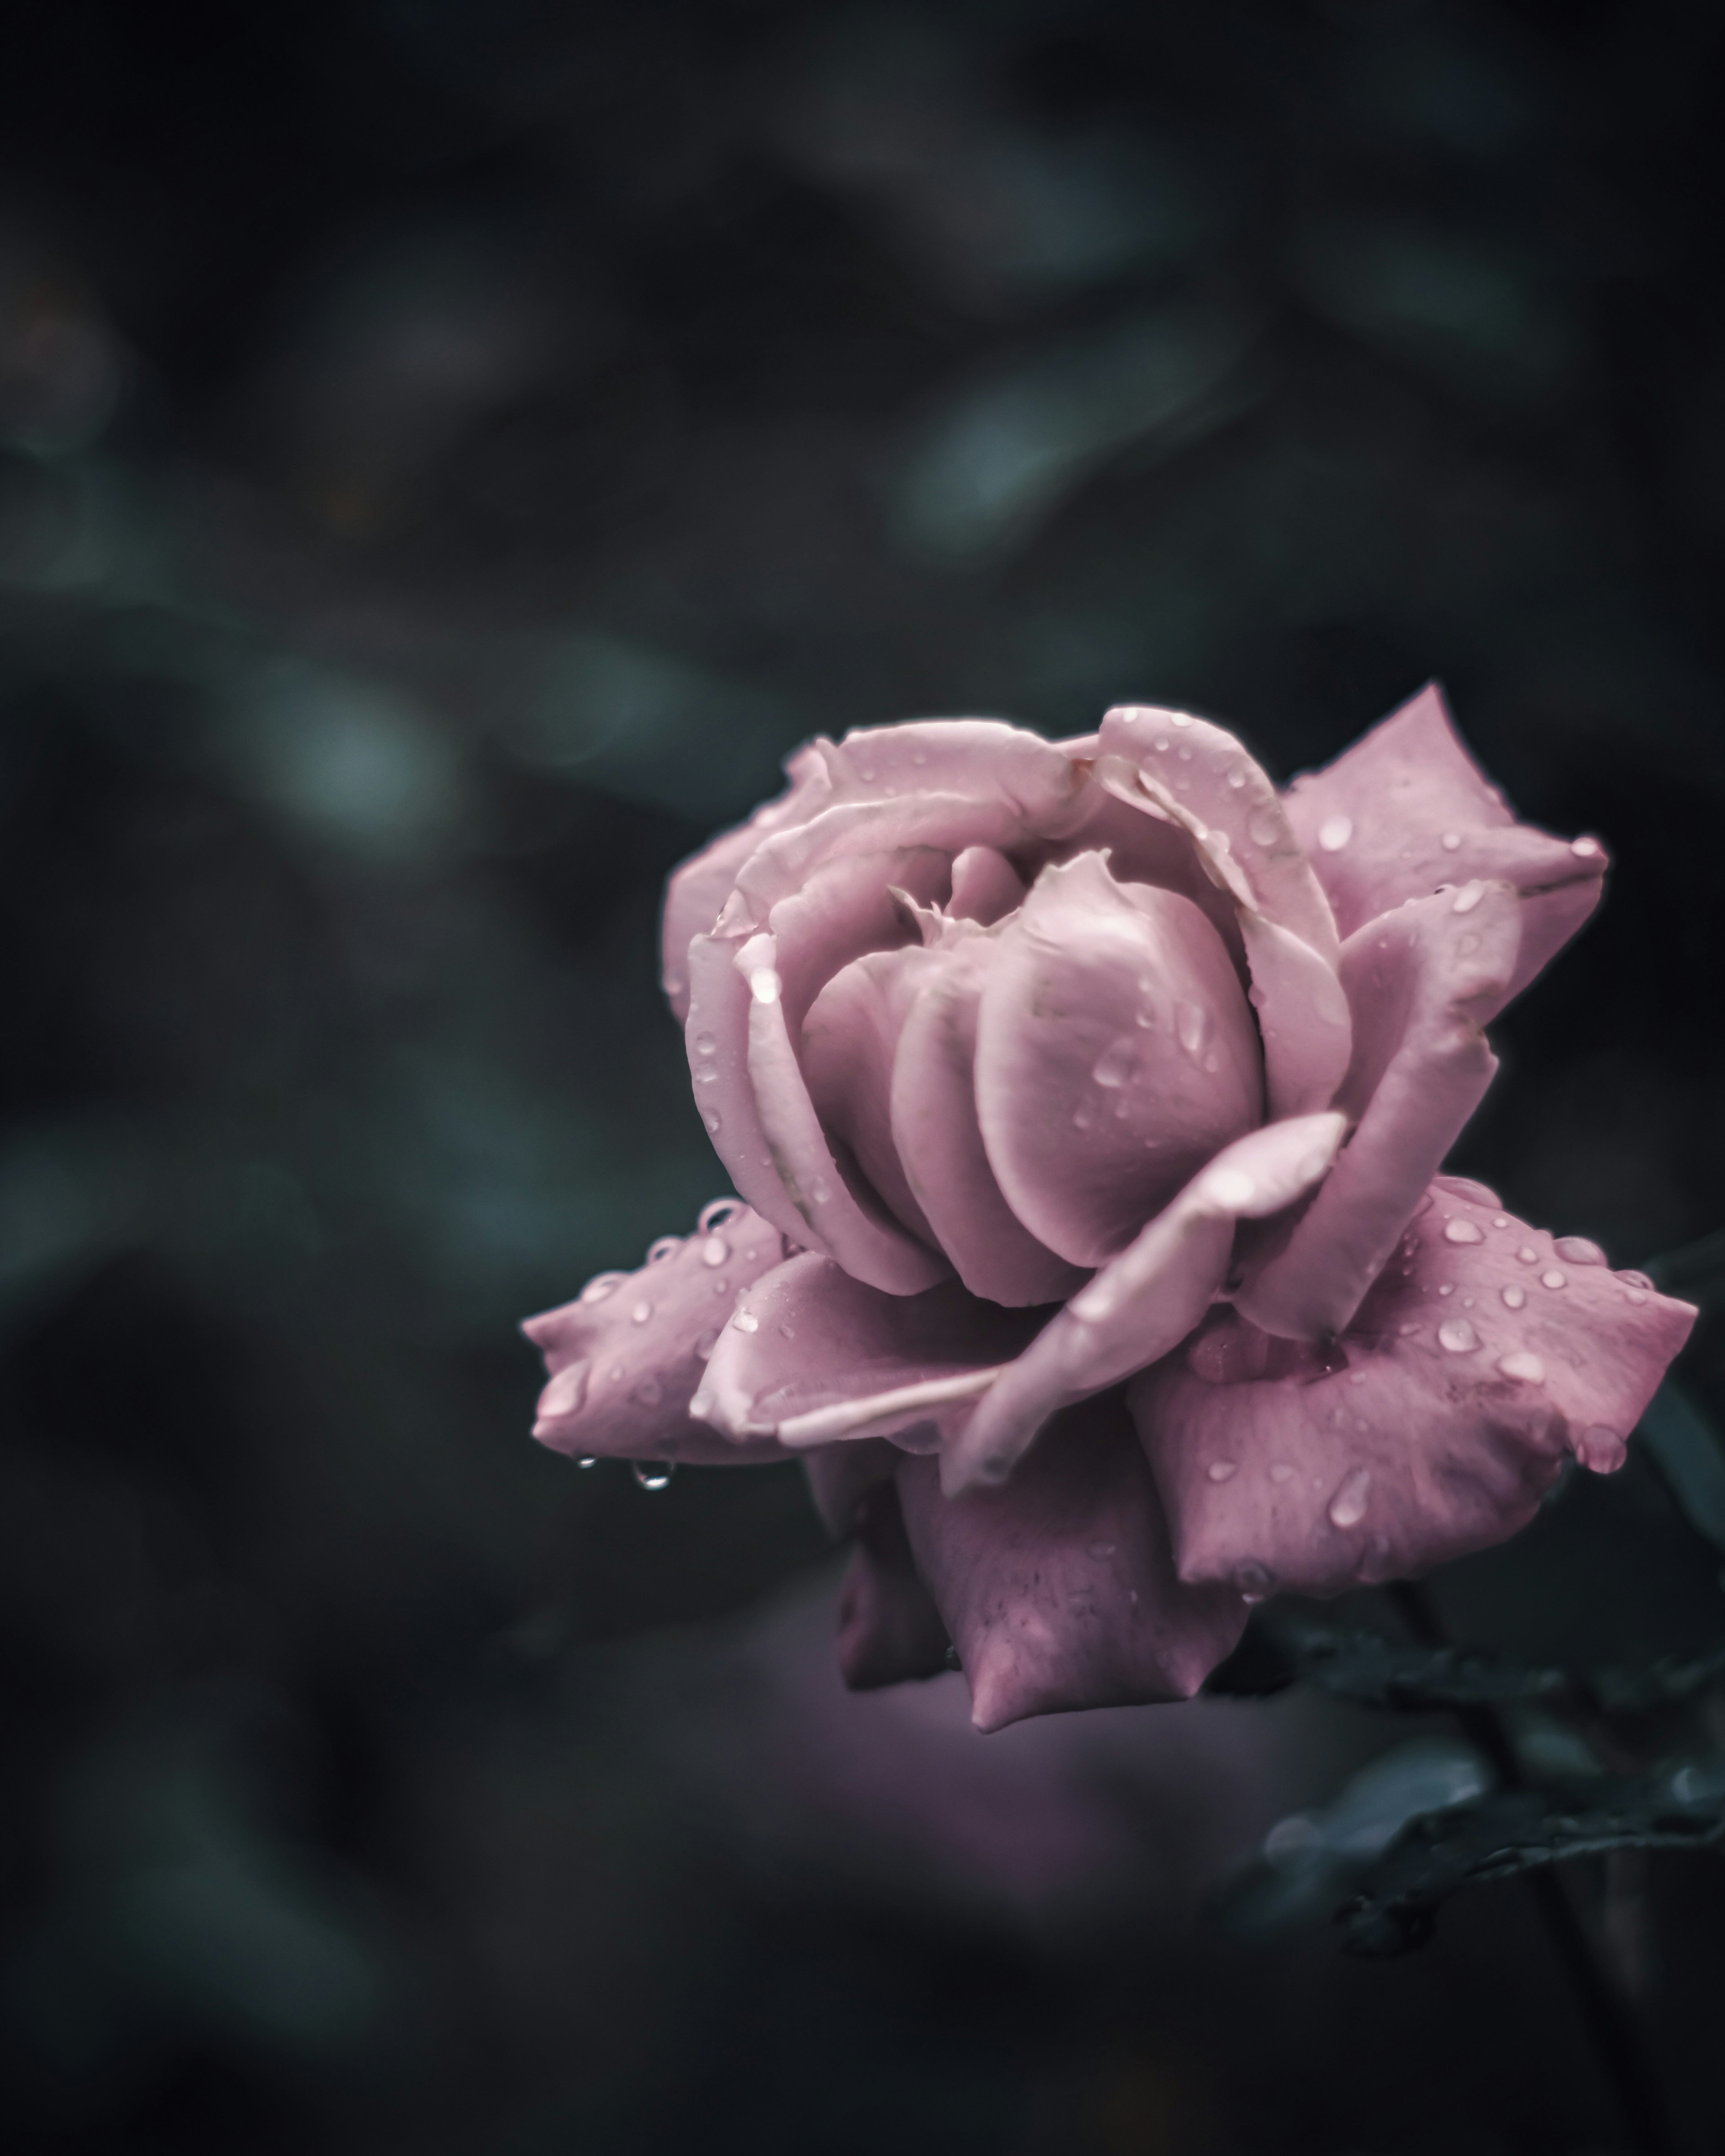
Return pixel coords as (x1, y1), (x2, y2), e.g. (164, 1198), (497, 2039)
(525, 685), (1695, 1731)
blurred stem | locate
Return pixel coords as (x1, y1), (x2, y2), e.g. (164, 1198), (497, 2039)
(1385, 1582), (1679, 2156)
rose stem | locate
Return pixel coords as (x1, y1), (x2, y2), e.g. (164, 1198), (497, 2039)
(1384, 1580), (1679, 2156)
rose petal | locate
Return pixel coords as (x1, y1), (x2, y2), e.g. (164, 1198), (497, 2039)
(802, 1436), (902, 1537)
(1282, 682), (1607, 999)
(694, 1251), (1044, 1449)
(897, 1392), (1247, 1732)
(523, 1202), (792, 1463)
(948, 844), (1028, 924)
(661, 743), (832, 1021)
(1137, 1180), (1698, 1601)
(1237, 880), (1521, 1341)
(890, 934), (1091, 1307)
(944, 1114), (1347, 1494)
(834, 1477), (953, 1690)
(974, 852), (1264, 1267)
(1238, 913), (1353, 1118)
(1095, 705), (1341, 965)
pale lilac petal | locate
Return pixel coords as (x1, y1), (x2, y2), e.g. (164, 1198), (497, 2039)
(889, 933), (1089, 1308)
(1238, 912), (1353, 1118)
(948, 844), (1028, 923)
(661, 744), (831, 1021)
(1282, 682), (1607, 998)
(694, 1251), (1043, 1449)
(974, 852), (1264, 1267)
(741, 928), (950, 1293)
(1058, 783), (1245, 959)
(944, 1115), (1346, 1494)
(834, 1478), (952, 1690)
(1095, 705), (1341, 964)
(802, 943), (943, 1245)
(1137, 1180), (1698, 1601)
(523, 1202), (792, 1464)
(898, 1393), (1247, 1732)
(684, 929), (811, 1250)
(1238, 880), (1521, 1341)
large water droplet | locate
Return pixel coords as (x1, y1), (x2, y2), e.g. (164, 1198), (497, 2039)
(701, 1234), (730, 1267)
(1438, 1317), (1480, 1353)
(1553, 1236), (1606, 1266)
(1497, 1350), (1545, 1383)
(1571, 836), (1602, 858)
(1318, 813), (1353, 853)
(1541, 1269), (1567, 1290)
(703, 1109), (723, 1135)
(734, 1310), (760, 1333)
(1517, 1245), (1539, 1264)
(1207, 1460), (1238, 1483)
(1171, 712), (1192, 728)
(1269, 1462), (1294, 1483)
(1328, 1467), (1371, 1529)
(1451, 884), (1485, 915)
(699, 1198), (740, 1233)
(632, 1461), (676, 1491)
(1617, 1269), (1654, 1292)
(694, 1032), (717, 1057)
(1443, 1218), (1485, 1245)
(1177, 1000), (1208, 1055)
(1440, 831), (1462, 852)
(1234, 1562), (1273, 1602)
(576, 1456), (597, 1469)
(631, 1300), (653, 1325)
(1247, 808), (1280, 848)
(1576, 1425), (1625, 1474)
(1226, 766), (1247, 791)
(579, 1271), (627, 1304)
(646, 1236), (681, 1264)
(1501, 1284), (1526, 1309)
(1092, 1038), (1137, 1088)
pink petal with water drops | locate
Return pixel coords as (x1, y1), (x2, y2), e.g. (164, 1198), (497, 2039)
(662, 743), (832, 1021)
(1238, 879), (1522, 1342)
(948, 844), (1028, 923)
(523, 1202), (794, 1464)
(834, 1477), (954, 1690)
(889, 932), (1089, 1308)
(1134, 1178), (1697, 1602)
(974, 852), (1263, 1268)
(1281, 682), (1606, 1000)
(1094, 704), (1341, 964)
(943, 1114), (1346, 1495)
(693, 1251), (1044, 1450)
(898, 1392), (1247, 1733)
(1238, 912), (1353, 1118)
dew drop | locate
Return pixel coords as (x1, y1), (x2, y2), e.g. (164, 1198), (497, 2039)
(701, 1234), (730, 1268)
(579, 1271), (627, 1305)
(630, 1300), (653, 1325)
(1517, 1245), (1539, 1264)
(734, 1310), (759, 1333)
(1438, 1283), (1454, 1297)
(1177, 1000), (1208, 1055)
(1153, 736), (1171, 753)
(1318, 813), (1353, 853)
(1234, 1562), (1272, 1601)
(703, 1109), (723, 1135)
(646, 1236), (681, 1264)
(1492, 1215), (1509, 1228)
(1501, 1284), (1526, 1310)
(1571, 836), (1602, 858)
(1207, 1460), (1238, 1483)
(1438, 1317), (1480, 1353)
(1617, 1269), (1654, 1292)
(1171, 711), (1193, 727)
(1541, 1269), (1567, 1291)
(1497, 1350), (1545, 1384)
(632, 1376), (663, 1408)
(576, 1456), (597, 1470)
(1226, 766), (1247, 791)
(1269, 1462), (1294, 1483)
(779, 1323), (796, 1339)
(1328, 1467), (1371, 1529)
(1247, 808), (1281, 848)
(632, 1461), (675, 1492)
(1072, 1103), (1096, 1131)
(1577, 1425), (1626, 1473)
(1553, 1236), (1606, 1266)
(1451, 884), (1485, 915)
(694, 1032), (717, 1057)
(1440, 831), (1462, 852)
(1444, 1218), (1485, 1245)
(1398, 1321), (1422, 1338)
(712, 1278), (731, 1296)
(1092, 1038), (1137, 1088)
(1088, 1540), (1117, 1559)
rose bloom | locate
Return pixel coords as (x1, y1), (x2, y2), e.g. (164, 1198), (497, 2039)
(525, 686), (1695, 1732)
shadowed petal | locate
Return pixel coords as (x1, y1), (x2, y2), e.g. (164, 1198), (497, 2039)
(1238, 880), (1520, 1341)
(694, 1252), (1044, 1449)
(523, 1202), (792, 1464)
(975, 852), (1263, 1268)
(1136, 1179), (1697, 1601)
(944, 1115), (1346, 1494)
(890, 934), (1089, 1308)
(1282, 682), (1606, 999)
(1239, 913), (1353, 1118)
(949, 844), (1027, 923)
(662, 743), (832, 1021)
(834, 1478), (953, 1690)
(898, 1392), (1248, 1732)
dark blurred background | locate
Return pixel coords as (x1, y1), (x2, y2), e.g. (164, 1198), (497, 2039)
(4, 2), (1725, 2150)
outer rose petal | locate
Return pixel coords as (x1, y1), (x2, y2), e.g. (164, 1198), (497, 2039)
(1282, 682), (1607, 1000)
(694, 1252), (1045, 1449)
(975, 853), (1264, 1268)
(524, 1203), (792, 1464)
(890, 933), (1091, 1307)
(1238, 913), (1353, 1119)
(945, 1114), (1347, 1494)
(1238, 879), (1520, 1341)
(834, 1478), (952, 1690)
(1135, 1179), (1697, 1602)
(948, 844), (1027, 923)
(898, 1392), (1248, 1732)
(662, 743), (832, 1020)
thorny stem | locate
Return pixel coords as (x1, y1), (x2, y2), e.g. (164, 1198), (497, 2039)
(1385, 1582), (1680, 2156)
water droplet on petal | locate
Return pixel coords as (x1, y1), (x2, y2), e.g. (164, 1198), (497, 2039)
(1571, 836), (1602, 858)
(579, 1271), (627, 1304)
(1492, 1215), (1509, 1228)
(1554, 1236), (1606, 1266)
(1517, 1245), (1539, 1264)
(1441, 831), (1462, 852)
(632, 1376), (663, 1408)
(1088, 1540), (1117, 1559)
(1247, 809), (1280, 848)
(576, 1456), (597, 1469)
(1541, 1269), (1567, 1290)
(1624, 1288), (1650, 1306)
(1207, 1460), (1238, 1483)
(1577, 1425), (1626, 1473)
(1226, 766), (1247, 791)
(1438, 1283), (1455, 1296)
(632, 1461), (675, 1491)
(1318, 813), (1353, 853)
(646, 1236), (681, 1264)
(1492, 1347), (1547, 1387)
(699, 1198), (740, 1233)
(701, 1234), (730, 1267)
(1072, 1103), (1095, 1131)
(1153, 736), (1171, 753)
(1501, 1284), (1526, 1309)
(1444, 1218), (1485, 1245)
(694, 1329), (719, 1359)
(1234, 1562), (1273, 1601)
(734, 1310), (759, 1333)
(694, 1032), (717, 1056)
(1617, 1269), (1654, 1291)
(1328, 1467), (1371, 1529)
(1438, 1317), (1480, 1353)
(1177, 1000), (1208, 1055)
(1171, 712), (1192, 727)
(1451, 884), (1485, 915)
(703, 1109), (723, 1135)
(1092, 1038), (1136, 1087)
(631, 1300), (653, 1325)
(1398, 1321), (1421, 1337)
(1269, 1462), (1294, 1483)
